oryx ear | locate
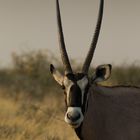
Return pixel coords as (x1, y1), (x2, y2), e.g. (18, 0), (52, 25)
(50, 64), (64, 86)
(92, 64), (112, 83)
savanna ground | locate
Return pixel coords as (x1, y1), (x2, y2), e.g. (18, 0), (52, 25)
(0, 89), (78, 140)
(0, 50), (140, 140)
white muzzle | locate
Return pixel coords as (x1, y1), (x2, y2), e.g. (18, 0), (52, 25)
(65, 107), (84, 128)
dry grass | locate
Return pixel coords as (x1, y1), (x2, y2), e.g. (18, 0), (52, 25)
(0, 90), (79, 140)
(0, 51), (140, 140)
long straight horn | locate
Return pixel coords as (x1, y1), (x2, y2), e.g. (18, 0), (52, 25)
(82, 0), (104, 74)
(56, 0), (73, 74)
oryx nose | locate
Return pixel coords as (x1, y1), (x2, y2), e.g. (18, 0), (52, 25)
(67, 112), (80, 122)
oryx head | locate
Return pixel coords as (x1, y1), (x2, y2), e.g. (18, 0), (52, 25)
(50, 0), (112, 128)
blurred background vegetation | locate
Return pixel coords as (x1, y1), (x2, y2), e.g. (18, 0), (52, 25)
(0, 50), (140, 140)
(0, 50), (140, 99)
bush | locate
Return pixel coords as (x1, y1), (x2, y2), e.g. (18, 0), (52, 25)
(0, 50), (61, 98)
(0, 50), (140, 99)
(110, 64), (140, 86)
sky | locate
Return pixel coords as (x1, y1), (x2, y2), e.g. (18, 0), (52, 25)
(0, 0), (140, 68)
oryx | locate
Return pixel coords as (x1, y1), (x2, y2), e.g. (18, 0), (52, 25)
(50, 0), (140, 140)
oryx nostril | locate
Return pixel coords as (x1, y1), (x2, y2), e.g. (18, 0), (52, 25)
(67, 112), (81, 122)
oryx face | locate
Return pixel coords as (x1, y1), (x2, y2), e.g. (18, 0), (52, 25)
(50, 65), (89, 128)
(64, 74), (89, 128)
(50, 64), (111, 128)
(50, 0), (111, 128)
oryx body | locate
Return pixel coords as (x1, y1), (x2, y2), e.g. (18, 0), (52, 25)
(50, 0), (140, 140)
(81, 85), (140, 140)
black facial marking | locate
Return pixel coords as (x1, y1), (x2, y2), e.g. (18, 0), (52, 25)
(68, 84), (82, 107)
(50, 64), (54, 74)
(66, 73), (75, 81)
(82, 83), (90, 114)
(66, 73), (86, 82)
(61, 85), (65, 90)
(75, 73), (86, 81)
(64, 92), (68, 110)
(64, 73), (89, 110)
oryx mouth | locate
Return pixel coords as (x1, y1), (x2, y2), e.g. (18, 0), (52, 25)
(65, 107), (84, 128)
